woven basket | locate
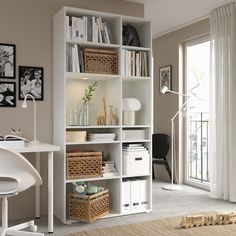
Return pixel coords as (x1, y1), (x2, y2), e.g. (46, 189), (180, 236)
(84, 48), (118, 74)
(66, 152), (102, 179)
(68, 189), (109, 223)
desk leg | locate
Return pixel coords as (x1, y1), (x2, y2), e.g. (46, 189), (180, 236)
(35, 153), (40, 219)
(48, 151), (53, 234)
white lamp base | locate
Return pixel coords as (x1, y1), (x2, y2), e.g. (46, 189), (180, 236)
(162, 184), (182, 191)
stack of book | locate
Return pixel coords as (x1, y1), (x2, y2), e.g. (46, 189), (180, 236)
(66, 15), (112, 44)
(122, 143), (148, 156)
(102, 160), (119, 177)
(0, 135), (28, 148)
(88, 133), (116, 142)
(122, 49), (148, 77)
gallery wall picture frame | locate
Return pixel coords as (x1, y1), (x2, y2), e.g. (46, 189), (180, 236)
(0, 43), (16, 79)
(19, 66), (44, 101)
(0, 82), (16, 107)
(159, 65), (172, 93)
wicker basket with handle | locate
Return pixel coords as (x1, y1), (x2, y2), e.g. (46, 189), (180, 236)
(83, 48), (118, 74)
(68, 189), (109, 223)
(66, 151), (102, 179)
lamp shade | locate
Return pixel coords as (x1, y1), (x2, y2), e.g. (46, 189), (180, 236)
(122, 98), (141, 111)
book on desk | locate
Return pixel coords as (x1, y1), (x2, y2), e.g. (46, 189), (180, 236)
(0, 135), (29, 148)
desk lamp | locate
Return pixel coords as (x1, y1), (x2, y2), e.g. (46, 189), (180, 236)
(22, 94), (40, 145)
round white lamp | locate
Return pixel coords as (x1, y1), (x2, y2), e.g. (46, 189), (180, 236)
(122, 98), (141, 125)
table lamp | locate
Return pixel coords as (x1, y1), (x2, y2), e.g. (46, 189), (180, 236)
(161, 85), (190, 191)
(122, 98), (141, 125)
(22, 94), (40, 145)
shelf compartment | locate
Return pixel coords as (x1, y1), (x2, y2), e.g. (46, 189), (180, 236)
(65, 72), (120, 80)
(122, 76), (150, 81)
(66, 141), (120, 145)
(66, 175), (120, 183)
(66, 40), (120, 49)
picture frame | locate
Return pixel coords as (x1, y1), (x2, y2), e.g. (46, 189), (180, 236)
(0, 43), (16, 79)
(19, 66), (44, 100)
(0, 82), (16, 107)
(159, 65), (172, 93)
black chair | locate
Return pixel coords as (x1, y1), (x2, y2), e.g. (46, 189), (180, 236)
(152, 133), (171, 180)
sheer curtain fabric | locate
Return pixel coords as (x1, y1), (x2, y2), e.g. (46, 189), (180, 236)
(209, 2), (236, 201)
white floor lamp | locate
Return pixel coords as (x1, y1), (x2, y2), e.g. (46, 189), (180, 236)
(161, 85), (190, 191)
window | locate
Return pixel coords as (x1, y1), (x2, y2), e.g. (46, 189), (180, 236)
(185, 37), (210, 189)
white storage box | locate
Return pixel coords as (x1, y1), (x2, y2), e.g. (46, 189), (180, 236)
(130, 179), (140, 213)
(121, 180), (131, 214)
(139, 179), (148, 211)
(122, 129), (146, 141)
(123, 153), (150, 176)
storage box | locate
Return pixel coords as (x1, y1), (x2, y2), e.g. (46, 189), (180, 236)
(123, 153), (150, 176)
(121, 180), (131, 214)
(66, 152), (102, 179)
(68, 189), (109, 223)
(122, 129), (146, 141)
(66, 131), (87, 142)
(84, 48), (118, 75)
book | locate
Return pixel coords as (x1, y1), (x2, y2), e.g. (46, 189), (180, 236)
(102, 172), (119, 177)
(0, 135), (29, 148)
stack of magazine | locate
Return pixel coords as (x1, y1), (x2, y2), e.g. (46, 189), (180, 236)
(0, 135), (29, 148)
(122, 143), (148, 156)
(102, 160), (119, 177)
(88, 133), (116, 142)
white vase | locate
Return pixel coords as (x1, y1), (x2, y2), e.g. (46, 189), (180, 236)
(78, 103), (89, 126)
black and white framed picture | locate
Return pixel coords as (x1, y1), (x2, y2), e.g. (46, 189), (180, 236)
(19, 66), (44, 100)
(0, 43), (16, 79)
(0, 82), (16, 107)
(160, 65), (172, 93)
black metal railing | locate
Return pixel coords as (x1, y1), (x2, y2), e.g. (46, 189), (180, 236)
(188, 112), (209, 183)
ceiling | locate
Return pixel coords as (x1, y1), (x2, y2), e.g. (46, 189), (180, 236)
(125, 0), (233, 37)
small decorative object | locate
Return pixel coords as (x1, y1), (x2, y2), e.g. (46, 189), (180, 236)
(87, 185), (98, 195)
(0, 82), (16, 107)
(123, 24), (140, 47)
(96, 97), (108, 126)
(108, 105), (119, 125)
(122, 98), (141, 125)
(78, 81), (98, 126)
(160, 65), (172, 94)
(0, 43), (15, 79)
(19, 66), (44, 100)
(72, 182), (88, 195)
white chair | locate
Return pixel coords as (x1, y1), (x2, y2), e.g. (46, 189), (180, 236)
(0, 146), (44, 236)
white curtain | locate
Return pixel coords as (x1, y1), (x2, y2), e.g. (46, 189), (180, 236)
(209, 2), (236, 201)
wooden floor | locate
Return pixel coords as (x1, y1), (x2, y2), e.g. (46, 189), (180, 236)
(22, 181), (236, 235)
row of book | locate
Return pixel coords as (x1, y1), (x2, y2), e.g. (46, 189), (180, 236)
(67, 44), (84, 73)
(66, 15), (112, 44)
(102, 160), (119, 177)
(123, 49), (149, 77)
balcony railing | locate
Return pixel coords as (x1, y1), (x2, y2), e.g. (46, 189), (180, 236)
(188, 112), (209, 183)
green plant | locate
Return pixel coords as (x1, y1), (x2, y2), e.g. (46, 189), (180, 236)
(81, 81), (98, 104)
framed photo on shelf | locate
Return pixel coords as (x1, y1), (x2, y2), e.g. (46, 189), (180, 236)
(0, 43), (16, 79)
(19, 66), (44, 100)
(159, 65), (172, 93)
(0, 82), (16, 107)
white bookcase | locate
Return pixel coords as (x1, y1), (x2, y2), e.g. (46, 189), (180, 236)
(53, 6), (153, 224)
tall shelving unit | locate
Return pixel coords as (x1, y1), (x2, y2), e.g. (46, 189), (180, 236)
(53, 6), (152, 224)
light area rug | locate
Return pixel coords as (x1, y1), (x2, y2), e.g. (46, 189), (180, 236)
(66, 214), (236, 236)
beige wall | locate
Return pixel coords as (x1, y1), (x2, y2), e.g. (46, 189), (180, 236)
(153, 19), (210, 182)
(0, 0), (143, 220)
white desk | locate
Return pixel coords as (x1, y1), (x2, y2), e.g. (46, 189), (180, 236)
(14, 143), (60, 234)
